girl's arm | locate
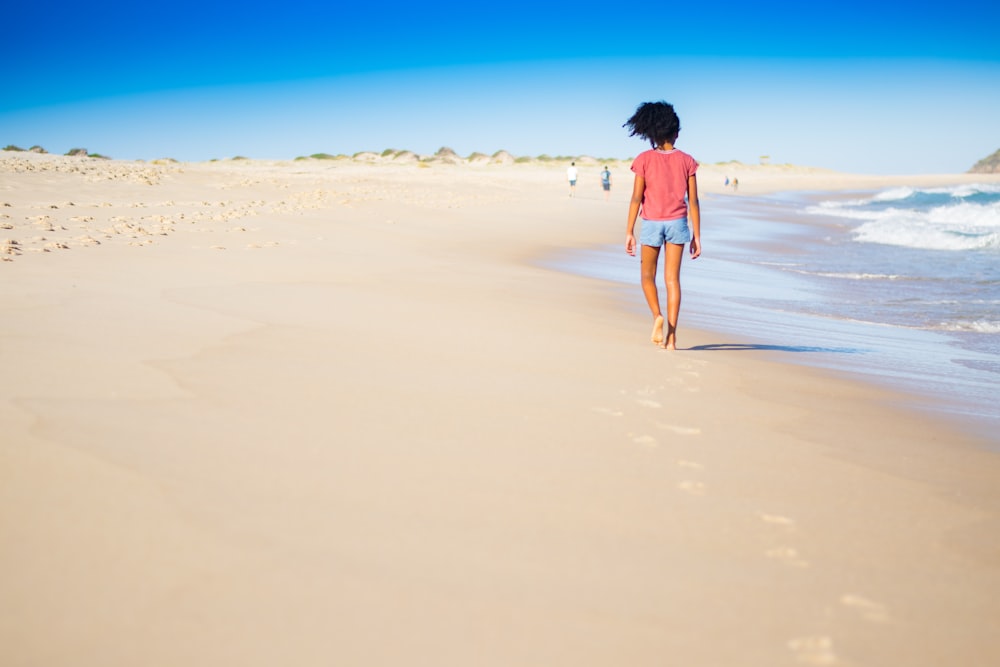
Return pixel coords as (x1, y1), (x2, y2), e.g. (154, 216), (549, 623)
(625, 175), (645, 256)
(687, 174), (701, 259)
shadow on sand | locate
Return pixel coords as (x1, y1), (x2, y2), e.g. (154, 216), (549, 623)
(687, 343), (863, 354)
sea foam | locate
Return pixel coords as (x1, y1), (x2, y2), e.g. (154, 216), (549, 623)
(809, 184), (1000, 251)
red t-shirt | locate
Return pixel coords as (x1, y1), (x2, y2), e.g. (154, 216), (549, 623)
(630, 148), (698, 220)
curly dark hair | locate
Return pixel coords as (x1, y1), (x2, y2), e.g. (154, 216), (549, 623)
(623, 101), (681, 149)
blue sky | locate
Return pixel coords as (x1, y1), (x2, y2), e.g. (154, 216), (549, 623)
(3, 0), (999, 173)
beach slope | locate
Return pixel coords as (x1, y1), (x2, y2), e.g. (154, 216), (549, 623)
(2, 153), (999, 666)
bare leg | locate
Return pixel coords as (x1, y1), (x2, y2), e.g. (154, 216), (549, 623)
(640, 244), (664, 345)
(662, 242), (685, 349)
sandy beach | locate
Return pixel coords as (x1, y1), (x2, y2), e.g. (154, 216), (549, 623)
(2, 151), (999, 666)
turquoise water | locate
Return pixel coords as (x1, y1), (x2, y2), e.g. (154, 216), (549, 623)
(551, 187), (1000, 441)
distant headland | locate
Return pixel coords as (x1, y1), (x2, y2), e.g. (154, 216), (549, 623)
(969, 148), (1000, 174)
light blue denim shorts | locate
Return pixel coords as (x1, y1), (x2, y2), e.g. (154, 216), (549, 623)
(640, 217), (691, 246)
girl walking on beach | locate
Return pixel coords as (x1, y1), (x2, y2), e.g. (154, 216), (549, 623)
(624, 101), (701, 350)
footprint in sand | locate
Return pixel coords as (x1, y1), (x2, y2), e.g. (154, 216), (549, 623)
(766, 546), (809, 568)
(677, 480), (706, 496)
(661, 376), (701, 393)
(840, 594), (890, 623)
(629, 389), (659, 408)
(758, 512), (796, 528)
(591, 407), (624, 417)
(787, 636), (837, 664)
(657, 423), (701, 436)
(631, 434), (657, 449)
(676, 459), (705, 470)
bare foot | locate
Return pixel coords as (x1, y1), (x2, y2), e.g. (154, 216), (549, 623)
(650, 315), (664, 346)
(663, 331), (677, 350)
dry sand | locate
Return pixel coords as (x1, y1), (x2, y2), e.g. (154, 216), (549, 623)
(2, 151), (999, 666)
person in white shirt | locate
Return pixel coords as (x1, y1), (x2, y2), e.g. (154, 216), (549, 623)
(566, 162), (578, 197)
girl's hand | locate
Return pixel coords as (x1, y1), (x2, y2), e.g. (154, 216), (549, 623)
(689, 237), (701, 259)
(626, 233), (637, 256)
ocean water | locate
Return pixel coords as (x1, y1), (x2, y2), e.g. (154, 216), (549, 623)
(552, 184), (1000, 440)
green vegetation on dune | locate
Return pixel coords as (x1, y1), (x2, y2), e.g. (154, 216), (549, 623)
(3, 144), (48, 153)
(969, 148), (1000, 174)
(535, 154), (578, 162)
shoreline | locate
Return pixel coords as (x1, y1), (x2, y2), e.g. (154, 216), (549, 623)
(550, 187), (1000, 444)
(3, 153), (1000, 666)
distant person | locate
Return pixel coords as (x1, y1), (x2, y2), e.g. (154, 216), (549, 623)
(732, 177), (739, 192)
(623, 101), (701, 350)
(600, 165), (613, 201)
(567, 161), (578, 197)
(724, 176), (730, 187)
